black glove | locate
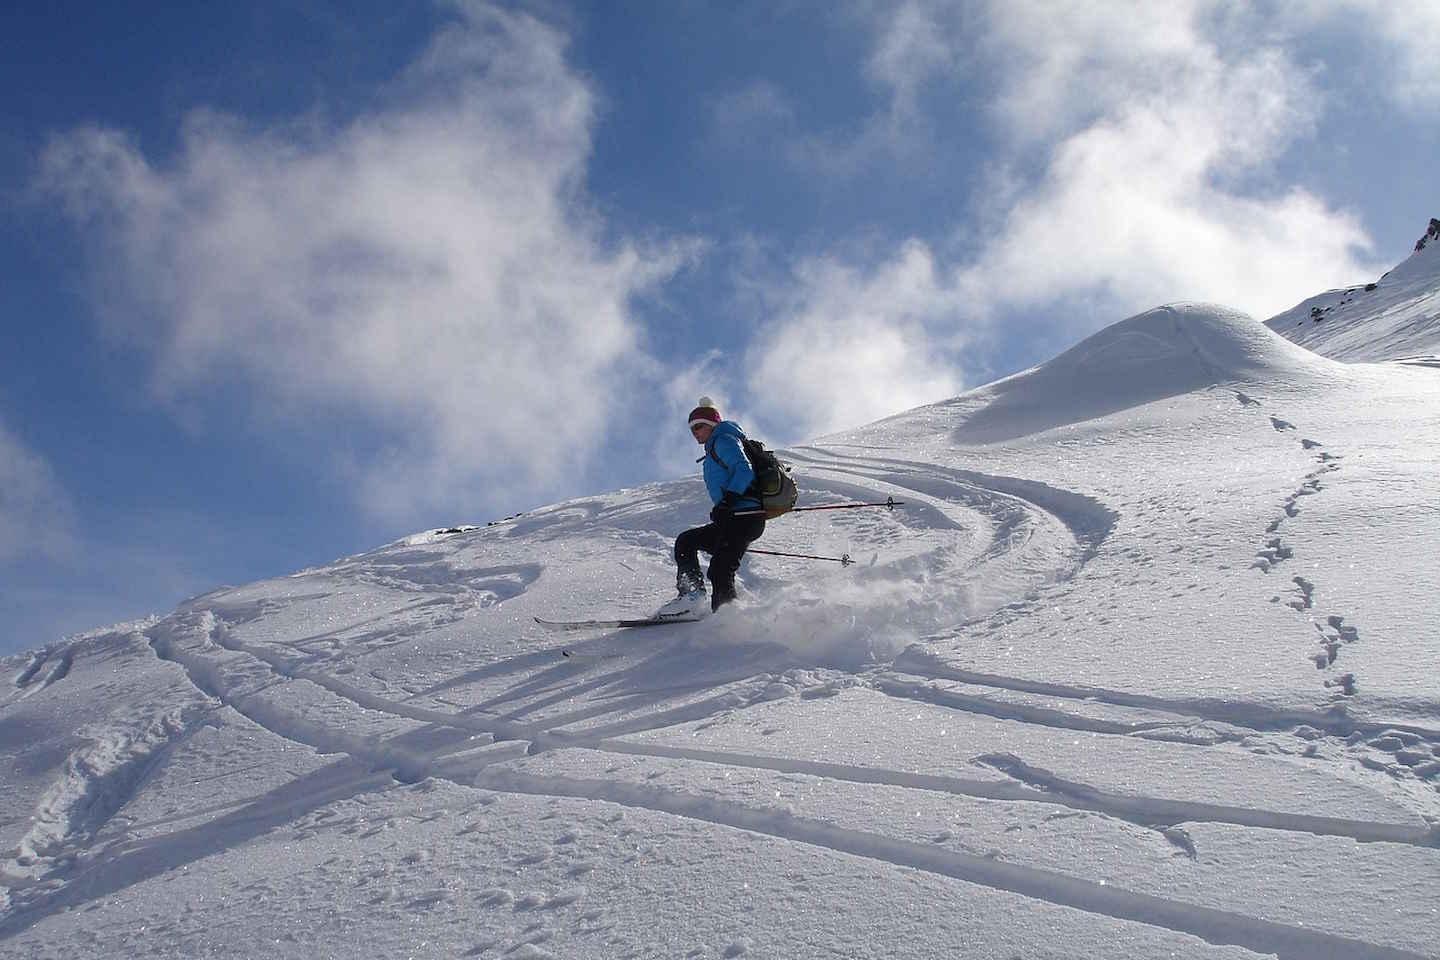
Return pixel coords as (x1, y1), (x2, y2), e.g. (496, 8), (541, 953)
(710, 491), (740, 524)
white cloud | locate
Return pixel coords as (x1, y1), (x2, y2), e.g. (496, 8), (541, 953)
(39, 1), (691, 523)
(959, 39), (1378, 320)
(0, 419), (74, 564)
(863, 0), (961, 119)
(777, 0), (969, 179)
(747, 242), (967, 440)
(976, 0), (1223, 144)
(1263, 0), (1440, 112)
(1344, 2), (1440, 111)
(951, 0), (1434, 323)
(1365, 7), (1440, 110)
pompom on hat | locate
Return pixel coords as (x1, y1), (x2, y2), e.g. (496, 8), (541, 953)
(687, 396), (722, 429)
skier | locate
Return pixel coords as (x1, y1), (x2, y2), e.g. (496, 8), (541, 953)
(659, 397), (766, 617)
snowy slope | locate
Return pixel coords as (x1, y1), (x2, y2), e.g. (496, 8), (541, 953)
(1265, 218), (1440, 364)
(940, 302), (1339, 444)
(3, 297), (1439, 958)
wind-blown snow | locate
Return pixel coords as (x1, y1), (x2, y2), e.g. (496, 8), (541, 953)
(3, 274), (1439, 956)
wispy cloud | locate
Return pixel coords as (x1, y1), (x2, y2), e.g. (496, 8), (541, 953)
(0, 418), (74, 564)
(746, 242), (968, 440)
(960, 1), (1385, 322)
(976, 0), (1225, 145)
(1365, 3), (1440, 110)
(959, 33), (1377, 321)
(777, 0), (971, 179)
(1267, 0), (1440, 112)
(862, 0), (964, 120)
(39, 1), (692, 523)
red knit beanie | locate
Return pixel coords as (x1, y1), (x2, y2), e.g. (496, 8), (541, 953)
(687, 396), (721, 428)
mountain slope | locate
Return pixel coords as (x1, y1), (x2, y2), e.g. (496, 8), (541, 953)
(1265, 218), (1440, 363)
(936, 302), (1341, 443)
(2, 300), (1439, 955)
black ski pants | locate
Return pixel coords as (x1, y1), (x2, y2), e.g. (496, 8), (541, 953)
(674, 514), (766, 611)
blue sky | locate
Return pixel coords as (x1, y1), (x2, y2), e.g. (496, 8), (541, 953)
(2, 1), (1437, 655)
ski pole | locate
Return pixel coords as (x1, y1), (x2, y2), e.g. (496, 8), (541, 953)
(735, 496), (905, 517)
(747, 548), (854, 566)
(789, 497), (905, 513)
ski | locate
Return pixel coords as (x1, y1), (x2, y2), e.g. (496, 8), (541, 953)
(534, 614), (705, 632)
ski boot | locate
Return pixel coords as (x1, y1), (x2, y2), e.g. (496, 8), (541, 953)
(657, 571), (709, 619)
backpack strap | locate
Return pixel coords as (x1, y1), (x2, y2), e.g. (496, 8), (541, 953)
(705, 430), (760, 500)
(706, 427), (748, 467)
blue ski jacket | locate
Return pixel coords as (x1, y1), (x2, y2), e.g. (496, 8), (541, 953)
(702, 421), (761, 511)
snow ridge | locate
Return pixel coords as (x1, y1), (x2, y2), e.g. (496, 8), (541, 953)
(944, 303), (1341, 443)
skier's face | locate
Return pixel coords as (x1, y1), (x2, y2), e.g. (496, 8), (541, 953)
(690, 422), (714, 445)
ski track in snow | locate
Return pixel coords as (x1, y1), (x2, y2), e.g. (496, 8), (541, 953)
(10, 611), (1428, 957)
(11, 648), (75, 699)
(4, 432), (1437, 958)
(473, 767), (1430, 960)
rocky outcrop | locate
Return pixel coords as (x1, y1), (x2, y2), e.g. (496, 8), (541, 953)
(1415, 217), (1440, 253)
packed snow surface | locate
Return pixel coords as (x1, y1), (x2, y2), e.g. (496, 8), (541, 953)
(3, 300), (1439, 959)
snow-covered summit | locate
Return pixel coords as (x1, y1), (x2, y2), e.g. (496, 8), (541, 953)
(948, 303), (1337, 443)
(1265, 218), (1440, 363)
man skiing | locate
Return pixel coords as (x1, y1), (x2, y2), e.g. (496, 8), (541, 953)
(659, 397), (766, 617)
